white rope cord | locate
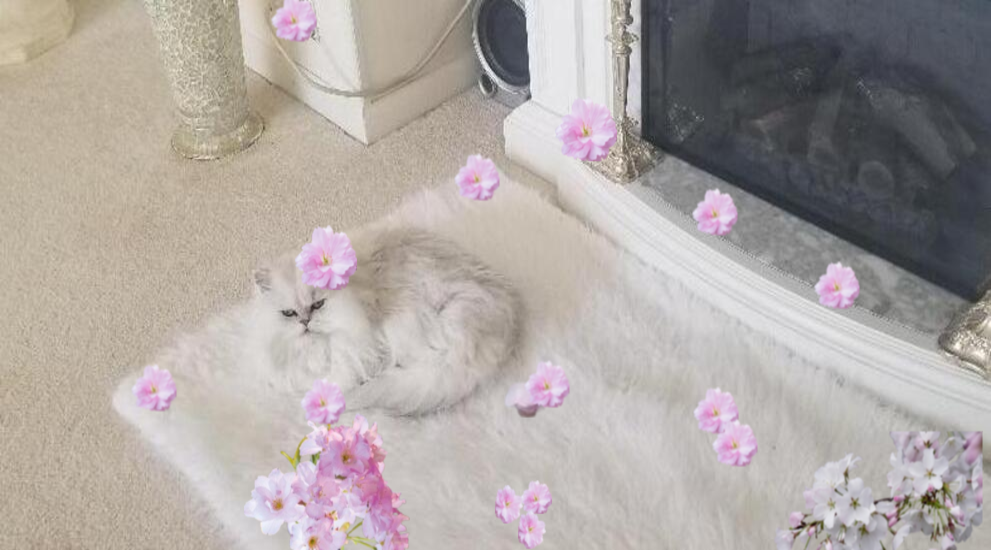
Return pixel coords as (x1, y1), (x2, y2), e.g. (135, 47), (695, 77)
(268, 0), (476, 100)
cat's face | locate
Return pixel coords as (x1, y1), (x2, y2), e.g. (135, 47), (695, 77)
(253, 254), (333, 337)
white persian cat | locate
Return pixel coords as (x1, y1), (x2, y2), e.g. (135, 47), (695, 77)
(249, 228), (525, 416)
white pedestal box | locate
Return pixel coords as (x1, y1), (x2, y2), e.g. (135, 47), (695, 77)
(0, 0), (74, 66)
(238, 0), (480, 144)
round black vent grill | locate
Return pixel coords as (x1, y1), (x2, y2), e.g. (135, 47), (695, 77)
(473, 0), (529, 94)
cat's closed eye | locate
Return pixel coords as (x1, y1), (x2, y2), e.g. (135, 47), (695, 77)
(281, 309), (297, 317)
(311, 299), (326, 311)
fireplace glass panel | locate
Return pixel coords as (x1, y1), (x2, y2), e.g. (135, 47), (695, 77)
(642, 0), (991, 300)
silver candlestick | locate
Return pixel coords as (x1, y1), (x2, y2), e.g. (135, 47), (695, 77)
(939, 292), (991, 378)
(588, 0), (661, 184)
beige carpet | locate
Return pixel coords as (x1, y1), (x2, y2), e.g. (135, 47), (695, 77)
(0, 0), (550, 547)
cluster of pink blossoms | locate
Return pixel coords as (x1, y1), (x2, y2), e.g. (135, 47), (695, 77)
(505, 362), (571, 417)
(693, 388), (758, 467)
(245, 380), (408, 550)
(777, 431), (983, 550)
(495, 481), (553, 548)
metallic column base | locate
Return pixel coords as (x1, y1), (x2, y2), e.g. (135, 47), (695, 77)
(588, 120), (661, 184)
(939, 293), (991, 378)
(171, 110), (264, 160)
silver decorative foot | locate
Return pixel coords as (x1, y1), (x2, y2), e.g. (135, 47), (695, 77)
(939, 292), (991, 378)
(144, 0), (263, 160)
(588, 0), (661, 184)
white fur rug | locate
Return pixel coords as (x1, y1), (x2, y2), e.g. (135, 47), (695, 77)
(114, 179), (986, 550)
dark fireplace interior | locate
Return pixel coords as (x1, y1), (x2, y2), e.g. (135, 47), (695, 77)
(642, 0), (991, 300)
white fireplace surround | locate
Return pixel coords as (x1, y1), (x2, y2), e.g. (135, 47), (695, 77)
(503, 0), (991, 427)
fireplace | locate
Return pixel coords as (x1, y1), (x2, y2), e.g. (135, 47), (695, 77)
(641, 0), (991, 300)
(504, 0), (991, 426)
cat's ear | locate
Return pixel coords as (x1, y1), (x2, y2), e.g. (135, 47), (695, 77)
(253, 266), (272, 293)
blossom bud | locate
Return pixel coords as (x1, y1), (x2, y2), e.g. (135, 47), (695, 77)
(789, 512), (804, 528)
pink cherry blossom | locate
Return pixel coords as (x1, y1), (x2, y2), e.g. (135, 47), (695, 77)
(963, 432), (982, 464)
(814, 262), (860, 309)
(713, 421), (758, 467)
(132, 364), (177, 411)
(693, 388), (739, 434)
(289, 517), (345, 550)
(300, 422), (330, 457)
(322, 427), (372, 478)
(271, 0), (318, 42)
(775, 529), (794, 550)
(788, 511), (804, 528)
(907, 448), (948, 495)
(244, 468), (306, 535)
(525, 362), (570, 408)
(913, 431), (941, 453)
(382, 520), (410, 550)
(974, 463), (983, 505)
(292, 460), (318, 495)
(495, 486), (521, 524)
(556, 99), (617, 161)
(332, 476), (368, 524)
(505, 383), (540, 417)
(456, 155), (500, 200)
(301, 379), (346, 425)
(353, 414), (387, 466)
(521, 481), (552, 515)
(361, 474), (397, 541)
(692, 189), (738, 236)
(518, 512), (546, 549)
(296, 226), (357, 290)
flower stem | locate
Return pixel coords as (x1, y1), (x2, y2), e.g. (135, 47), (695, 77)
(349, 536), (376, 549)
(281, 451), (297, 469)
(348, 521), (364, 536)
(294, 436), (308, 465)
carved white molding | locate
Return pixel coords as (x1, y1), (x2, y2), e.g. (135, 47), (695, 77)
(524, 0), (611, 116)
(0, 0), (74, 66)
(507, 0), (991, 428)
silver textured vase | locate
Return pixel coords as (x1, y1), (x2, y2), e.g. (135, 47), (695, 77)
(144, 0), (263, 160)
